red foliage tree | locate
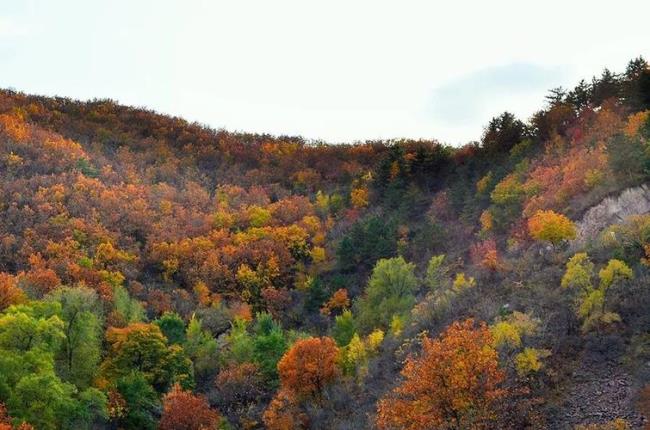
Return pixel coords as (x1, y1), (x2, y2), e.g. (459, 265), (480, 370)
(159, 384), (221, 430)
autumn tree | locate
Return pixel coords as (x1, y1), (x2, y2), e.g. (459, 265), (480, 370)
(263, 336), (340, 429)
(320, 288), (350, 316)
(0, 403), (33, 430)
(561, 254), (633, 331)
(376, 319), (506, 430)
(528, 210), (576, 245)
(158, 384), (220, 430)
(263, 389), (309, 430)
(213, 362), (263, 417)
(276, 336), (340, 400)
(101, 323), (194, 393)
(469, 239), (501, 271)
(574, 419), (630, 430)
(0, 274), (25, 311)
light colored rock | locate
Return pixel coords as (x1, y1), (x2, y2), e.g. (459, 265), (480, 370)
(571, 184), (650, 249)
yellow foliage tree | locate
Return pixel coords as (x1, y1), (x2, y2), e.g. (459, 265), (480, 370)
(528, 210), (576, 245)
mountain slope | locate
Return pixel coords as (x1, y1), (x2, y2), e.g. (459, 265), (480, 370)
(0, 57), (649, 429)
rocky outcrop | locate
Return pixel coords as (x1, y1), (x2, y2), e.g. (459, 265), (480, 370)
(552, 363), (646, 429)
(571, 184), (650, 249)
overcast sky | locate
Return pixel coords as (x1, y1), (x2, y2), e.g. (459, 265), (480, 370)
(1, 1), (649, 145)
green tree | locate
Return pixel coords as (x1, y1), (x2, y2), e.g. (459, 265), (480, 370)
(252, 313), (288, 384)
(101, 323), (193, 393)
(0, 302), (106, 430)
(561, 254), (634, 331)
(112, 285), (145, 325)
(339, 333), (368, 380)
(355, 257), (418, 332)
(184, 315), (218, 380)
(47, 287), (102, 388)
(337, 216), (397, 273)
(115, 372), (159, 430)
(8, 373), (77, 430)
(155, 312), (186, 345)
(425, 254), (446, 292)
(332, 309), (356, 346)
(223, 318), (255, 364)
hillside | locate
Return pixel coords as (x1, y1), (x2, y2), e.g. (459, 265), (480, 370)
(0, 57), (650, 430)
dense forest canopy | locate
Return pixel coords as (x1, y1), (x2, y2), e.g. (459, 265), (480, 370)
(0, 57), (650, 429)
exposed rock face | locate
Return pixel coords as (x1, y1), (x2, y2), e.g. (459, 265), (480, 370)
(571, 184), (650, 249)
(552, 363), (646, 429)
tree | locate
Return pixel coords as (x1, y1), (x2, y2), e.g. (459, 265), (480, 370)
(184, 316), (218, 381)
(276, 337), (339, 399)
(114, 372), (159, 430)
(0, 274), (25, 311)
(332, 309), (356, 346)
(545, 87), (567, 107)
(566, 79), (592, 111)
(213, 362), (263, 416)
(356, 257), (418, 332)
(101, 323), (193, 393)
(0, 402), (33, 430)
(591, 68), (621, 105)
(252, 313), (287, 384)
(425, 254), (446, 292)
(46, 287), (102, 389)
(452, 272), (476, 292)
(320, 288), (350, 316)
(561, 254), (633, 331)
(110, 285), (144, 327)
(154, 312), (186, 345)
(376, 319), (506, 430)
(0, 302), (106, 430)
(223, 318), (255, 364)
(339, 333), (369, 380)
(561, 253), (594, 291)
(469, 240), (501, 271)
(481, 112), (528, 154)
(8, 373), (78, 430)
(574, 419), (630, 430)
(528, 210), (576, 245)
(336, 216), (397, 273)
(263, 389), (308, 430)
(350, 186), (369, 208)
(159, 384), (220, 430)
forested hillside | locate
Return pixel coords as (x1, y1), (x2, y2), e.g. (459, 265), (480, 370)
(1, 57), (650, 430)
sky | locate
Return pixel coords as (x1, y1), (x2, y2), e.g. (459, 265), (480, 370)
(1, 1), (649, 145)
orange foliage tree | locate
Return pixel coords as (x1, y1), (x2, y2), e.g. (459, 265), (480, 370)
(276, 336), (340, 399)
(262, 389), (309, 430)
(469, 239), (501, 271)
(0, 273), (25, 310)
(264, 337), (340, 429)
(158, 384), (221, 430)
(376, 319), (506, 430)
(320, 288), (350, 316)
(0, 403), (33, 430)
